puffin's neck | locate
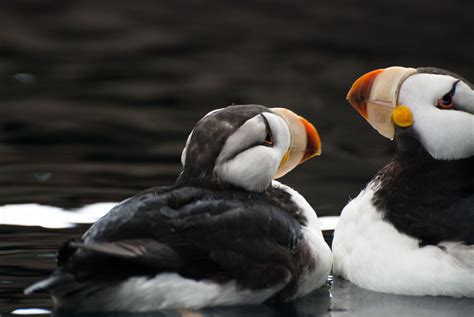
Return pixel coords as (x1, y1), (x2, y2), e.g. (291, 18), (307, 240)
(175, 168), (253, 192)
(371, 131), (474, 245)
(175, 168), (213, 189)
(174, 174), (307, 226)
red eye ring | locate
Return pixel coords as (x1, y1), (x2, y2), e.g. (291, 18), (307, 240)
(437, 94), (455, 109)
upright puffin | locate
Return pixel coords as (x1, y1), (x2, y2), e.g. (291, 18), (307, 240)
(332, 67), (474, 297)
(26, 104), (332, 311)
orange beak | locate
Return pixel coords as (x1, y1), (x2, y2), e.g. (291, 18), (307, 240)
(347, 69), (385, 119)
(299, 116), (321, 162)
(270, 108), (321, 179)
(347, 66), (416, 139)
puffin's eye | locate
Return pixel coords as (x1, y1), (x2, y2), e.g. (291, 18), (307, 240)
(437, 94), (455, 109)
(436, 80), (459, 110)
(263, 131), (273, 146)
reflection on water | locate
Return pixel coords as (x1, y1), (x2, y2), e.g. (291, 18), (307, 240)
(5, 269), (474, 317)
(331, 279), (474, 317)
(50, 286), (331, 317)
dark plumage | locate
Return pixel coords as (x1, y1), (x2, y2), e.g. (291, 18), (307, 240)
(33, 186), (311, 302)
(372, 128), (474, 246)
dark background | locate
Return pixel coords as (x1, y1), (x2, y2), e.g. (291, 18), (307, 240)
(0, 0), (472, 216)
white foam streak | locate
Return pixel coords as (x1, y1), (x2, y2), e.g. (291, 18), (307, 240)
(0, 202), (116, 228)
(11, 308), (51, 315)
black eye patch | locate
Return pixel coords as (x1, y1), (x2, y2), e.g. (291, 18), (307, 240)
(260, 113), (274, 147)
(448, 80), (461, 96)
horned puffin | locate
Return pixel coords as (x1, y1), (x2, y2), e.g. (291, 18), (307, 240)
(25, 104), (332, 312)
(332, 67), (474, 297)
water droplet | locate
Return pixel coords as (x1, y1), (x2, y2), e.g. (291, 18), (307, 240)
(33, 172), (52, 182)
(12, 73), (36, 84)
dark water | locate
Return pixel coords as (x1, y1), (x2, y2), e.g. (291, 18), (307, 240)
(1, 0), (473, 316)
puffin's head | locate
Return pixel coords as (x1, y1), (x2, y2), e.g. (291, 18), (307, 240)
(178, 104), (321, 191)
(347, 66), (473, 160)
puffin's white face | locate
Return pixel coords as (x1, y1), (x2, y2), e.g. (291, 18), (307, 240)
(398, 73), (474, 160)
(213, 112), (291, 191)
(347, 66), (473, 161)
(180, 105), (321, 192)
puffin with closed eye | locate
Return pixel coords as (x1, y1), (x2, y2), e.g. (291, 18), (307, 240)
(25, 104), (332, 312)
(332, 67), (474, 297)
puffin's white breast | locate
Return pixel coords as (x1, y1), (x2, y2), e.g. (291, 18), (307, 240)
(272, 181), (332, 298)
(332, 184), (474, 297)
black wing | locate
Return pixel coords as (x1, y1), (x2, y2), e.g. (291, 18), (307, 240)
(44, 186), (303, 294)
